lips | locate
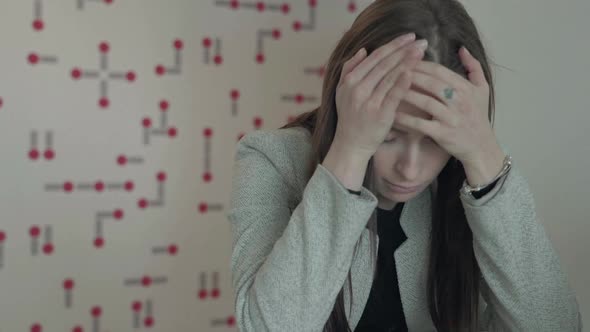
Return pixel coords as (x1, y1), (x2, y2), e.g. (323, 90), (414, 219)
(386, 181), (420, 191)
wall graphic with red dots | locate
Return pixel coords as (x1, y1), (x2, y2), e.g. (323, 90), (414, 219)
(0, 0), (369, 331)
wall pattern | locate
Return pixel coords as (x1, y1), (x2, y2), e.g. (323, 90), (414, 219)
(0, 0), (372, 331)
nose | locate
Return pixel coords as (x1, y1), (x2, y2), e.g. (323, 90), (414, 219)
(395, 147), (420, 182)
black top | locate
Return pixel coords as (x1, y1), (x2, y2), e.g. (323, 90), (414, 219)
(346, 180), (497, 331)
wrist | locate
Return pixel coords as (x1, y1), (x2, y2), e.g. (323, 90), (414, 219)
(322, 138), (372, 192)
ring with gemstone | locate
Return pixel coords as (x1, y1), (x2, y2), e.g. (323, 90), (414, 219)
(443, 87), (454, 101)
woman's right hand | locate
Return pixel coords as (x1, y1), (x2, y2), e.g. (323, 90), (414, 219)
(334, 33), (429, 158)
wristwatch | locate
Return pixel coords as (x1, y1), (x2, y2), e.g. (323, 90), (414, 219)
(461, 154), (512, 198)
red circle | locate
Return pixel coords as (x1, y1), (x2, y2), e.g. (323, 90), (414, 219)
(126, 71), (136, 82)
(33, 19), (44, 31)
(203, 128), (213, 137)
(230, 89), (240, 100)
(203, 172), (212, 182)
(138, 198), (148, 209)
(30, 226), (41, 238)
(144, 316), (154, 327)
(64, 278), (74, 290)
(293, 21), (302, 31)
(213, 55), (223, 65)
(142, 117), (152, 128)
(157, 171), (166, 182)
(72, 325), (84, 332)
(71, 68), (82, 79)
(168, 127), (177, 137)
(281, 3), (290, 14)
(295, 94), (304, 104)
(198, 203), (208, 213)
(256, 2), (265, 11)
(0, 231), (6, 242)
(168, 244), (178, 255)
(227, 316), (236, 326)
(272, 29), (281, 39)
(155, 65), (165, 76)
(141, 276), (152, 287)
(159, 100), (169, 111)
(43, 243), (54, 255)
(99, 42), (109, 54)
(99, 97), (109, 108)
(202, 38), (212, 48)
(104, 0), (113, 3)
(0, 97), (3, 109)
(94, 237), (104, 248)
(132, 301), (142, 312)
(29, 149), (40, 160)
(124, 181), (134, 191)
(174, 39), (183, 50)
(44, 149), (55, 160)
(64, 181), (74, 192)
(94, 181), (105, 192)
(117, 155), (127, 165)
(230, 0), (239, 9)
(28, 53), (39, 65)
(198, 289), (207, 299)
(91, 306), (102, 317)
(113, 209), (124, 220)
(31, 323), (42, 332)
(253, 117), (263, 128)
(348, 2), (356, 12)
(212, 288), (220, 298)
(309, 0), (317, 8)
(256, 53), (265, 64)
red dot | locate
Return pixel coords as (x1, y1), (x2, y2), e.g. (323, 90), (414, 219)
(167, 127), (177, 137)
(198, 203), (208, 213)
(141, 276), (152, 287)
(159, 100), (169, 111)
(99, 97), (109, 108)
(124, 181), (134, 191)
(202, 38), (212, 48)
(157, 171), (166, 182)
(99, 42), (109, 54)
(256, 2), (265, 11)
(43, 243), (54, 255)
(253, 117), (263, 128)
(31, 323), (42, 332)
(174, 39), (183, 50)
(142, 118), (152, 128)
(0, 231), (5, 242)
(213, 55), (223, 65)
(309, 0), (317, 8)
(227, 316), (236, 326)
(256, 53), (265, 64)
(0, 96), (3, 109)
(295, 94), (304, 104)
(33, 19), (44, 31)
(230, 89), (240, 100)
(155, 65), (165, 76)
(44, 149), (55, 160)
(94, 237), (104, 248)
(72, 325), (84, 332)
(30, 226), (41, 238)
(203, 172), (212, 182)
(28, 53), (39, 65)
(211, 288), (220, 298)
(113, 209), (124, 220)
(198, 289), (207, 299)
(126, 71), (136, 82)
(144, 316), (154, 327)
(230, 0), (239, 9)
(64, 278), (74, 290)
(71, 68), (82, 79)
(293, 21), (302, 31)
(132, 301), (142, 312)
(104, 0), (113, 3)
(64, 181), (74, 192)
(95, 181), (105, 192)
(348, 2), (356, 12)
(91, 306), (102, 317)
(203, 128), (213, 137)
(117, 155), (127, 165)
(29, 149), (40, 160)
(281, 3), (290, 14)
(168, 244), (178, 255)
(138, 198), (148, 209)
(272, 29), (281, 39)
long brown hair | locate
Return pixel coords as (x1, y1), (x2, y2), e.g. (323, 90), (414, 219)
(279, 0), (497, 331)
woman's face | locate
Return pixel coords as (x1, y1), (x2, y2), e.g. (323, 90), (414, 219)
(372, 96), (451, 210)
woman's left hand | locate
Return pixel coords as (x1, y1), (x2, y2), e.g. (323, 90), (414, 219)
(394, 46), (502, 169)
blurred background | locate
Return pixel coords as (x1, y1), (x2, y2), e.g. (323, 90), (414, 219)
(0, 0), (587, 331)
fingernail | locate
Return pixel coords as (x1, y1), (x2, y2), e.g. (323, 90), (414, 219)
(356, 47), (366, 57)
(463, 46), (470, 55)
(401, 32), (416, 42)
(415, 39), (428, 51)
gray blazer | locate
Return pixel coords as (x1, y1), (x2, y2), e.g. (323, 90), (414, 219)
(227, 126), (582, 331)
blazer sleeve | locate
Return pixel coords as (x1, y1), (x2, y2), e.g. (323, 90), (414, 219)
(459, 152), (583, 331)
(227, 131), (379, 331)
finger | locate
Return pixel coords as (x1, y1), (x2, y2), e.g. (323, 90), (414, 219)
(401, 89), (456, 125)
(339, 47), (367, 85)
(371, 52), (423, 108)
(409, 71), (462, 106)
(344, 32), (416, 85)
(380, 70), (413, 116)
(459, 46), (487, 87)
(395, 111), (441, 141)
(413, 60), (470, 91)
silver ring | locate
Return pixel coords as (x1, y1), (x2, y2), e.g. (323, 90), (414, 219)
(443, 87), (454, 101)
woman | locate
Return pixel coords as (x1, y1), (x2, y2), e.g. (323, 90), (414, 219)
(227, 0), (582, 331)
